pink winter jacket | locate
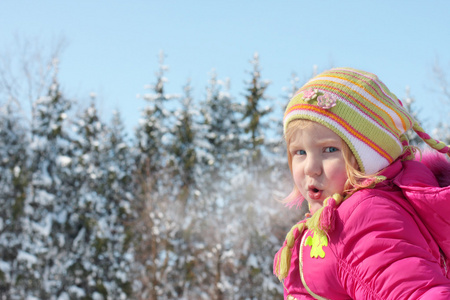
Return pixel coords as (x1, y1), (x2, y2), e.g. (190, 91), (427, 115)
(283, 154), (450, 300)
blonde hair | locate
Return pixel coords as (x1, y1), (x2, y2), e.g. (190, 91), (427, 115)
(284, 120), (379, 204)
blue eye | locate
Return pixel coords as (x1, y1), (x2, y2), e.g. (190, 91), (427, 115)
(325, 147), (339, 153)
(296, 150), (306, 155)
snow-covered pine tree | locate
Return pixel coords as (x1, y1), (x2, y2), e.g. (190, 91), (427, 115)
(105, 111), (136, 270)
(169, 80), (198, 210)
(20, 73), (75, 298)
(223, 54), (291, 299)
(132, 53), (184, 299)
(61, 101), (133, 299)
(184, 71), (246, 298)
(199, 71), (241, 174)
(0, 101), (31, 298)
(241, 53), (272, 162)
(77, 108), (137, 299)
(197, 71), (242, 211)
(169, 79), (232, 298)
(135, 51), (178, 192)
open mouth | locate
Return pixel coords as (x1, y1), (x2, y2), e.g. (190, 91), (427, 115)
(308, 186), (322, 200)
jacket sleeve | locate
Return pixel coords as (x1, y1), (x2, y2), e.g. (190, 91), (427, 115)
(337, 194), (450, 300)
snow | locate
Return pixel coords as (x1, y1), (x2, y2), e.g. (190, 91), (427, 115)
(56, 155), (72, 167)
(13, 166), (21, 177)
(0, 260), (10, 273)
(17, 251), (38, 267)
(246, 254), (259, 268)
(68, 285), (86, 297)
(55, 209), (68, 224)
(57, 292), (70, 300)
(92, 292), (104, 300)
(73, 228), (86, 249)
(115, 270), (128, 282)
(31, 214), (52, 237)
(34, 190), (55, 205)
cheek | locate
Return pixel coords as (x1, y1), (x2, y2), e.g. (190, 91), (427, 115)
(292, 163), (305, 188)
(327, 163), (348, 190)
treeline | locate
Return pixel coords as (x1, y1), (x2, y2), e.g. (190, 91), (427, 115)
(0, 52), (303, 300)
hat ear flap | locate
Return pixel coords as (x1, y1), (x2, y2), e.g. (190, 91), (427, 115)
(413, 122), (450, 158)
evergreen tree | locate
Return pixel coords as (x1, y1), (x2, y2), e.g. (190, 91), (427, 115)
(0, 102), (31, 298)
(172, 79), (234, 299)
(199, 71), (241, 178)
(132, 53), (184, 299)
(135, 51), (178, 187)
(21, 75), (74, 298)
(103, 110), (135, 298)
(217, 54), (295, 299)
(107, 110), (135, 262)
(65, 101), (134, 299)
(169, 80), (198, 209)
(187, 71), (246, 298)
(241, 53), (272, 157)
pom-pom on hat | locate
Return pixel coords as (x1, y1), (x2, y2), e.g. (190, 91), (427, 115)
(284, 67), (450, 174)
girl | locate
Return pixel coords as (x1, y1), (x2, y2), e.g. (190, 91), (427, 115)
(273, 68), (450, 299)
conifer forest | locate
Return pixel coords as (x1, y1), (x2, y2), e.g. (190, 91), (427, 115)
(0, 49), (448, 299)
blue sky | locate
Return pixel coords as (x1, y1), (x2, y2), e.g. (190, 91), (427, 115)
(1, 1), (449, 134)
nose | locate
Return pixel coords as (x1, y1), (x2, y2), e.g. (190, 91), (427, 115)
(304, 154), (322, 177)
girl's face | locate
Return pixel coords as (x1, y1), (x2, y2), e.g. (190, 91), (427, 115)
(289, 122), (348, 215)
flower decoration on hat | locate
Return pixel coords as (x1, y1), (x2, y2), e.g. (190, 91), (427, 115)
(317, 93), (337, 109)
(302, 88), (319, 101)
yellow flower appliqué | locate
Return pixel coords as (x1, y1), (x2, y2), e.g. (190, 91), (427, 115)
(305, 232), (328, 258)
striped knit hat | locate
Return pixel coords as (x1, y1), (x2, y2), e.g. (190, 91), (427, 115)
(284, 67), (450, 174)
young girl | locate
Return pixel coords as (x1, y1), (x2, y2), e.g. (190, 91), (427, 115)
(273, 68), (450, 299)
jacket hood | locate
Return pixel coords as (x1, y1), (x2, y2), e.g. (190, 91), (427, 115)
(388, 153), (450, 266)
(416, 151), (450, 187)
